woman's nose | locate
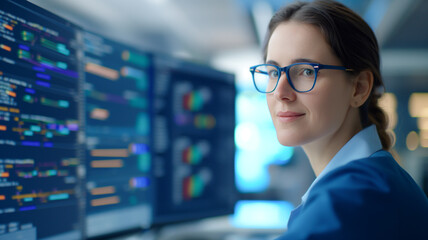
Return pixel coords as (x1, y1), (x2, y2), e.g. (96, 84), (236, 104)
(273, 72), (296, 102)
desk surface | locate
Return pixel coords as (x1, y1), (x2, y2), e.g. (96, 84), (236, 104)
(110, 216), (284, 240)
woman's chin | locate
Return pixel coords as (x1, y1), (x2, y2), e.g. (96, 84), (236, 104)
(276, 134), (303, 147)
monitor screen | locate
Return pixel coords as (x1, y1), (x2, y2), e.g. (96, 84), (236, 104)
(1, 1), (237, 237)
(0, 0), (84, 239)
(82, 31), (153, 238)
(152, 55), (237, 224)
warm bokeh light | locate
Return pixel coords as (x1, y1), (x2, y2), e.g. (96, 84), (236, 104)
(379, 92), (397, 129)
(420, 130), (428, 148)
(409, 93), (428, 118)
(406, 131), (419, 151)
(418, 118), (428, 130)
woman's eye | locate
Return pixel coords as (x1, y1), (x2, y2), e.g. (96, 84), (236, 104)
(268, 70), (279, 78)
(303, 68), (315, 76)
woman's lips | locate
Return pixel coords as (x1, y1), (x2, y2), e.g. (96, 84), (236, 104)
(276, 111), (305, 123)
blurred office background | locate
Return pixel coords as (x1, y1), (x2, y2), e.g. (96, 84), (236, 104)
(27, 0), (428, 237)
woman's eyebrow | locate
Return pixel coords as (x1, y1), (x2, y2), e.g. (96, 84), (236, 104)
(266, 60), (280, 65)
(265, 58), (321, 66)
(291, 58), (320, 64)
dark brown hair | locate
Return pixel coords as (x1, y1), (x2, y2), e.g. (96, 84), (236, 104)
(263, 0), (392, 150)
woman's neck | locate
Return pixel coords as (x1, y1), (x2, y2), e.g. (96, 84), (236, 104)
(302, 113), (363, 177)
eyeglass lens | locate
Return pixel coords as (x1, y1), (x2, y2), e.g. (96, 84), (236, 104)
(253, 64), (316, 93)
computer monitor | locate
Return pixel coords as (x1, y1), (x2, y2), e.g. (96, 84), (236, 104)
(152, 55), (237, 224)
(83, 31), (153, 238)
(1, 1), (237, 238)
(0, 0), (84, 239)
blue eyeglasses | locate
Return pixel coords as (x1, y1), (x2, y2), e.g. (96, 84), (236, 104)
(249, 63), (353, 93)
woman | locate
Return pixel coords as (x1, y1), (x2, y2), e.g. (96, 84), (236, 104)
(249, 0), (428, 239)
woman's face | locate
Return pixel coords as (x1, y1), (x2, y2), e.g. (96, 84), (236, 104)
(266, 21), (355, 147)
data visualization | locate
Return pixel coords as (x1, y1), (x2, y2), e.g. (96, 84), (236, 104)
(0, 1), (83, 239)
(83, 31), (153, 238)
(153, 56), (237, 224)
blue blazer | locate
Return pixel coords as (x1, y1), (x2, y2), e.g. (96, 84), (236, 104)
(276, 151), (428, 240)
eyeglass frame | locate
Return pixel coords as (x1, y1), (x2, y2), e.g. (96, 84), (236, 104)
(249, 62), (354, 93)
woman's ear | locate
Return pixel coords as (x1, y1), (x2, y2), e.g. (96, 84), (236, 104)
(350, 70), (374, 108)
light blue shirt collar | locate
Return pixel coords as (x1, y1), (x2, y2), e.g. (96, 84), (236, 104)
(301, 125), (383, 204)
